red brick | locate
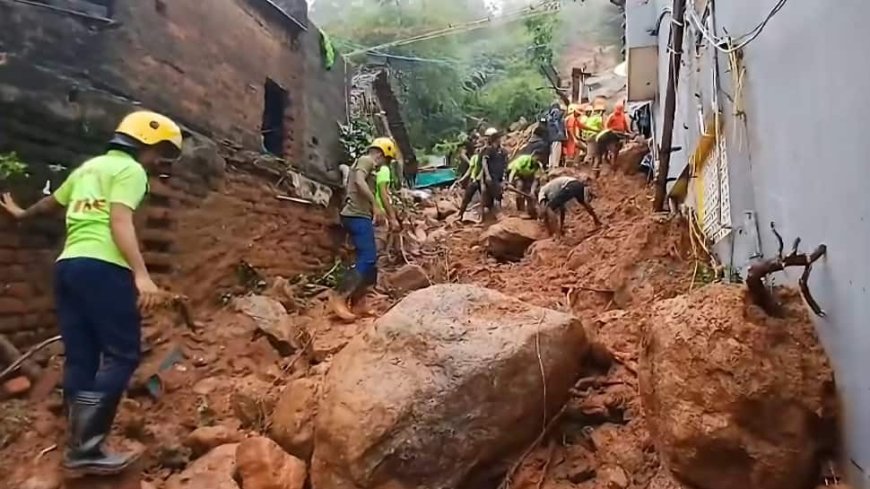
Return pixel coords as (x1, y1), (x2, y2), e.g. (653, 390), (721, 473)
(0, 234), (19, 247)
(0, 297), (28, 315)
(2, 282), (33, 300)
(2, 376), (32, 397)
(2, 265), (28, 281)
(0, 315), (23, 334)
(0, 249), (15, 264)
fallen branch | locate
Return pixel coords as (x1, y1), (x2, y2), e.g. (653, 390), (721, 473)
(0, 335), (61, 382)
(746, 222), (828, 317)
(497, 403), (569, 489)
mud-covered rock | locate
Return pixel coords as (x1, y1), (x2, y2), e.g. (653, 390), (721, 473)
(231, 375), (276, 429)
(269, 377), (319, 461)
(234, 295), (299, 356)
(236, 437), (307, 489)
(481, 217), (547, 261)
(312, 284), (588, 489)
(384, 264), (430, 293)
(640, 285), (834, 489)
(184, 425), (243, 457)
(165, 443), (239, 489)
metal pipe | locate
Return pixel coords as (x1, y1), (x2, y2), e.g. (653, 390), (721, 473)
(653, 0), (687, 211)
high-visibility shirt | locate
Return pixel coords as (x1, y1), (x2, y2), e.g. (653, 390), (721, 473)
(508, 154), (541, 181)
(582, 114), (604, 140)
(375, 165), (392, 210)
(468, 154), (483, 181)
(53, 150), (148, 269)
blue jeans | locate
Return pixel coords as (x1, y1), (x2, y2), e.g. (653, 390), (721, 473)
(341, 215), (378, 287)
(55, 258), (142, 397)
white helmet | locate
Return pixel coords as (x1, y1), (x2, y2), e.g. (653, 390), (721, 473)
(484, 127), (500, 137)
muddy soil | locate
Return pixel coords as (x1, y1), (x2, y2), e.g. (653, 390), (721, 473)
(0, 157), (844, 489)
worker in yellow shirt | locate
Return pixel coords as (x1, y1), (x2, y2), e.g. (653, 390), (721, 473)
(507, 148), (546, 218)
(375, 161), (402, 266)
(456, 151), (483, 221)
(583, 100), (606, 169)
(0, 111), (183, 475)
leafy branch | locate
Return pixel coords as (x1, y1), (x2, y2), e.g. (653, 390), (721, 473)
(0, 152), (29, 182)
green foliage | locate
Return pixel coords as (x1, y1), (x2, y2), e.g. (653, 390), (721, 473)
(0, 152), (29, 181)
(339, 118), (375, 164)
(524, 14), (558, 66)
(466, 70), (551, 129)
(313, 0), (617, 150)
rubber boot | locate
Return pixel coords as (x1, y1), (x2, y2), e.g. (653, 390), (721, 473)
(330, 270), (361, 322)
(63, 391), (139, 475)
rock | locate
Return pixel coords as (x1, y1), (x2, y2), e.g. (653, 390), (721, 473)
(526, 238), (562, 264)
(481, 217), (547, 261)
(269, 377), (319, 460)
(231, 375), (276, 429)
(185, 425), (243, 456)
(601, 465), (630, 489)
(236, 436), (307, 489)
(384, 264), (430, 293)
(640, 285), (835, 489)
(192, 376), (225, 396)
(615, 140), (650, 174)
(311, 284), (588, 489)
(165, 443), (239, 489)
(433, 200), (458, 219)
(2, 376), (31, 397)
(233, 295), (299, 356)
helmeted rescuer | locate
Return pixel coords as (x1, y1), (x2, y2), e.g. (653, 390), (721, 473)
(507, 148), (545, 218)
(477, 127), (508, 219)
(0, 111), (184, 475)
(330, 136), (398, 321)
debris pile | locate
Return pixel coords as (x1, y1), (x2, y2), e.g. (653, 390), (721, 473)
(640, 284), (836, 489)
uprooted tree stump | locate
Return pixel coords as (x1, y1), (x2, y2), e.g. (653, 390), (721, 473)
(746, 222), (827, 317)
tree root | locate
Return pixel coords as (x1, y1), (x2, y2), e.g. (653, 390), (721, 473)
(746, 222), (828, 317)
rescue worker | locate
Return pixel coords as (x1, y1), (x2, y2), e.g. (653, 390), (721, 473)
(329, 137), (398, 321)
(375, 157), (402, 265)
(0, 111), (183, 475)
(566, 103), (593, 166)
(606, 101), (631, 133)
(478, 127), (508, 220)
(583, 100), (606, 169)
(507, 148), (546, 218)
(563, 104), (580, 166)
(456, 149), (483, 221)
(545, 100), (568, 168)
(537, 173), (602, 237)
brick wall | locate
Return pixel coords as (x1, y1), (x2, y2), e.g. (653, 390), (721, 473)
(0, 135), (340, 349)
(0, 0), (347, 183)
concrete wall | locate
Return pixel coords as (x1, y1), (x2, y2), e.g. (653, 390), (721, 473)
(0, 0), (347, 183)
(646, 0), (870, 484)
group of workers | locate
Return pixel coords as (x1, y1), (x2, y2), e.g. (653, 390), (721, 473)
(550, 98), (633, 172)
(455, 125), (602, 236)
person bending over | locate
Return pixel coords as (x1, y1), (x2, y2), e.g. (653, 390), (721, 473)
(537, 174), (602, 237)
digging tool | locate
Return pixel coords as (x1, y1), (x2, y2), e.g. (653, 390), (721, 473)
(504, 184), (535, 200)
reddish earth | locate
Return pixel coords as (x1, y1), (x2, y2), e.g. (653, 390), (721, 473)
(0, 148), (845, 489)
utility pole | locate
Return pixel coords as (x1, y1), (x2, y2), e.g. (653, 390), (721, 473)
(653, 0), (686, 211)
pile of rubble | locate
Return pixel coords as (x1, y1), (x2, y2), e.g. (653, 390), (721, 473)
(0, 141), (845, 489)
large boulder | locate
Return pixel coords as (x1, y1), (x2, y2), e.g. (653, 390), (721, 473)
(311, 284), (588, 489)
(640, 285), (835, 489)
(481, 217), (547, 261)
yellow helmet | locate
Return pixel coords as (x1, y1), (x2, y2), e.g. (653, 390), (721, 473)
(113, 111), (183, 157)
(368, 137), (398, 159)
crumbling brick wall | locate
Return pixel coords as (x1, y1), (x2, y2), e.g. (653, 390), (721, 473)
(0, 137), (340, 349)
(0, 0), (346, 184)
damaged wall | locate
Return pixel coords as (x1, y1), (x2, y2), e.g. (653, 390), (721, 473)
(0, 0), (346, 348)
(0, 0), (347, 184)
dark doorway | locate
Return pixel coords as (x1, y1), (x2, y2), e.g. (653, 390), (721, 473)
(261, 78), (287, 156)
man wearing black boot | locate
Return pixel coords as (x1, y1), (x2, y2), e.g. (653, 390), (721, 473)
(1, 111), (182, 475)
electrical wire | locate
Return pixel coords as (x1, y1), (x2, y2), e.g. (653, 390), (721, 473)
(686, 0), (788, 53)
